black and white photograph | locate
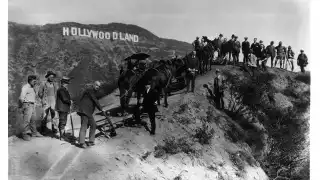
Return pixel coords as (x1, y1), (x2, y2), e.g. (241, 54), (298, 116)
(6, 0), (317, 179)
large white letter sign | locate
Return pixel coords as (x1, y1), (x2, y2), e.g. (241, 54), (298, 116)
(71, 27), (77, 36)
(133, 35), (139, 42)
(63, 27), (69, 36)
(113, 32), (118, 40)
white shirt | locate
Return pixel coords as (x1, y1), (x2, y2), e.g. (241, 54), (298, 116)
(20, 83), (36, 103)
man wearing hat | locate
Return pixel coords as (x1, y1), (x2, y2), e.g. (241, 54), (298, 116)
(275, 41), (286, 69)
(192, 37), (200, 51)
(185, 50), (199, 92)
(266, 41), (276, 68)
(55, 76), (72, 139)
(256, 40), (265, 67)
(250, 38), (260, 58)
(38, 70), (59, 135)
(232, 36), (241, 65)
(297, 49), (308, 73)
(286, 46), (295, 72)
(213, 69), (225, 110)
(216, 34), (223, 58)
(227, 35), (236, 62)
(221, 38), (228, 61)
(242, 37), (250, 65)
(77, 81), (117, 148)
(134, 80), (159, 135)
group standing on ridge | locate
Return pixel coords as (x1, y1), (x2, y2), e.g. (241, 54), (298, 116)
(192, 34), (308, 73)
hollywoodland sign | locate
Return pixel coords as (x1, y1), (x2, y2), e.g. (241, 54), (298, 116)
(62, 27), (139, 42)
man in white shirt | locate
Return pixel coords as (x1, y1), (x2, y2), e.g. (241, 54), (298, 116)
(19, 75), (43, 141)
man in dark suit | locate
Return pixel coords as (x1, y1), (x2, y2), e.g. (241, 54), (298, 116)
(232, 36), (241, 65)
(266, 41), (276, 68)
(251, 38), (260, 58)
(216, 34), (223, 58)
(185, 51), (199, 92)
(55, 76), (72, 139)
(134, 80), (159, 135)
(77, 81), (116, 148)
(242, 37), (250, 64)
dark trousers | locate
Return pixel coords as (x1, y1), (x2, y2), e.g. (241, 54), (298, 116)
(186, 74), (196, 92)
(270, 56), (275, 67)
(232, 52), (240, 64)
(134, 107), (156, 134)
(79, 115), (96, 144)
(243, 52), (249, 64)
(41, 107), (56, 131)
(300, 65), (305, 73)
(215, 92), (224, 109)
(261, 59), (268, 71)
(58, 111), (68, 130)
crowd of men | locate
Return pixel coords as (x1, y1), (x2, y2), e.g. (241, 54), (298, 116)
(18, 71), (116, 148)
(192, 34), (309, 73)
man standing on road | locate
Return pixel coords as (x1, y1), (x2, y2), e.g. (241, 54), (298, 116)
(38, 71), (59, 135)
(275, 41), (286, 69)
(232, 36), (241, 65)
(77, 81), (117, 148)
(217, 34), (223, 58)
(242, 37), (250, 65)
(297, 49), (308, 73)
(19, 75), (43, 141)
(286, 46), (295, 72)
(251, 38), (260, 58)
(185, 51), (199, 93)
(192, 37), (200, 51)
(134, 80), (159, 135)
(55, 77), (72, 140)
(214, 69), (225, 110)
(266, 41), (276, 68)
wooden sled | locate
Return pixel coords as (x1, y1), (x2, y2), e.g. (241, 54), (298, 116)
(95, 114), (132, 138)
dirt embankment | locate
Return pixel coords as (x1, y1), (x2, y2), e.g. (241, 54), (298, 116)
(9, 65), (309, 180)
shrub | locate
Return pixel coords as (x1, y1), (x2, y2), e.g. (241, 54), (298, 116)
(193, 122), (215, 145)
(295, 73), (310, 85)
(228, 151), (245, 172)
(154, 136), (197, 157)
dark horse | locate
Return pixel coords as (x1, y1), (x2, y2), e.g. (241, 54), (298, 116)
(118, 57), (186, 113)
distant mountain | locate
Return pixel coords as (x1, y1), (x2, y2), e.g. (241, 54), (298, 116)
(8, 21), (193, 106)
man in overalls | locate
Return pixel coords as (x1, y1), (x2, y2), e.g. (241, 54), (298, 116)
(38, 71), (59, 135)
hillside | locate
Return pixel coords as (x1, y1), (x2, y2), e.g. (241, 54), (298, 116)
(8, 21), (193, 106)
(8, 66), (310, 180)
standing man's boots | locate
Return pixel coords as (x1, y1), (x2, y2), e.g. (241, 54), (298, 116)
(59, 128), (66, 140)
(110, 128), (117, 137)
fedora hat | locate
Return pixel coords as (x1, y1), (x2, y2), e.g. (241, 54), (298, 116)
(60, 76), (70, 84)
(45, 71), (56, 78)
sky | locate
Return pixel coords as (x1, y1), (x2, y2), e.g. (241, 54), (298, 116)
(8, 0), (310, 66)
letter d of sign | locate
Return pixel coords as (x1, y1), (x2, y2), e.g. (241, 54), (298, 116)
(71, 27), (77, 36)
(63, 27), (69, 36)
(113, 32), (118, 40)
(133, 35), (139, 43)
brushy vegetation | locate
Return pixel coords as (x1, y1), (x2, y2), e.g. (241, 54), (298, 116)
(221, 70), (310, 179)
(193, 122), (215, 145)
(154, 136), (200, 158)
